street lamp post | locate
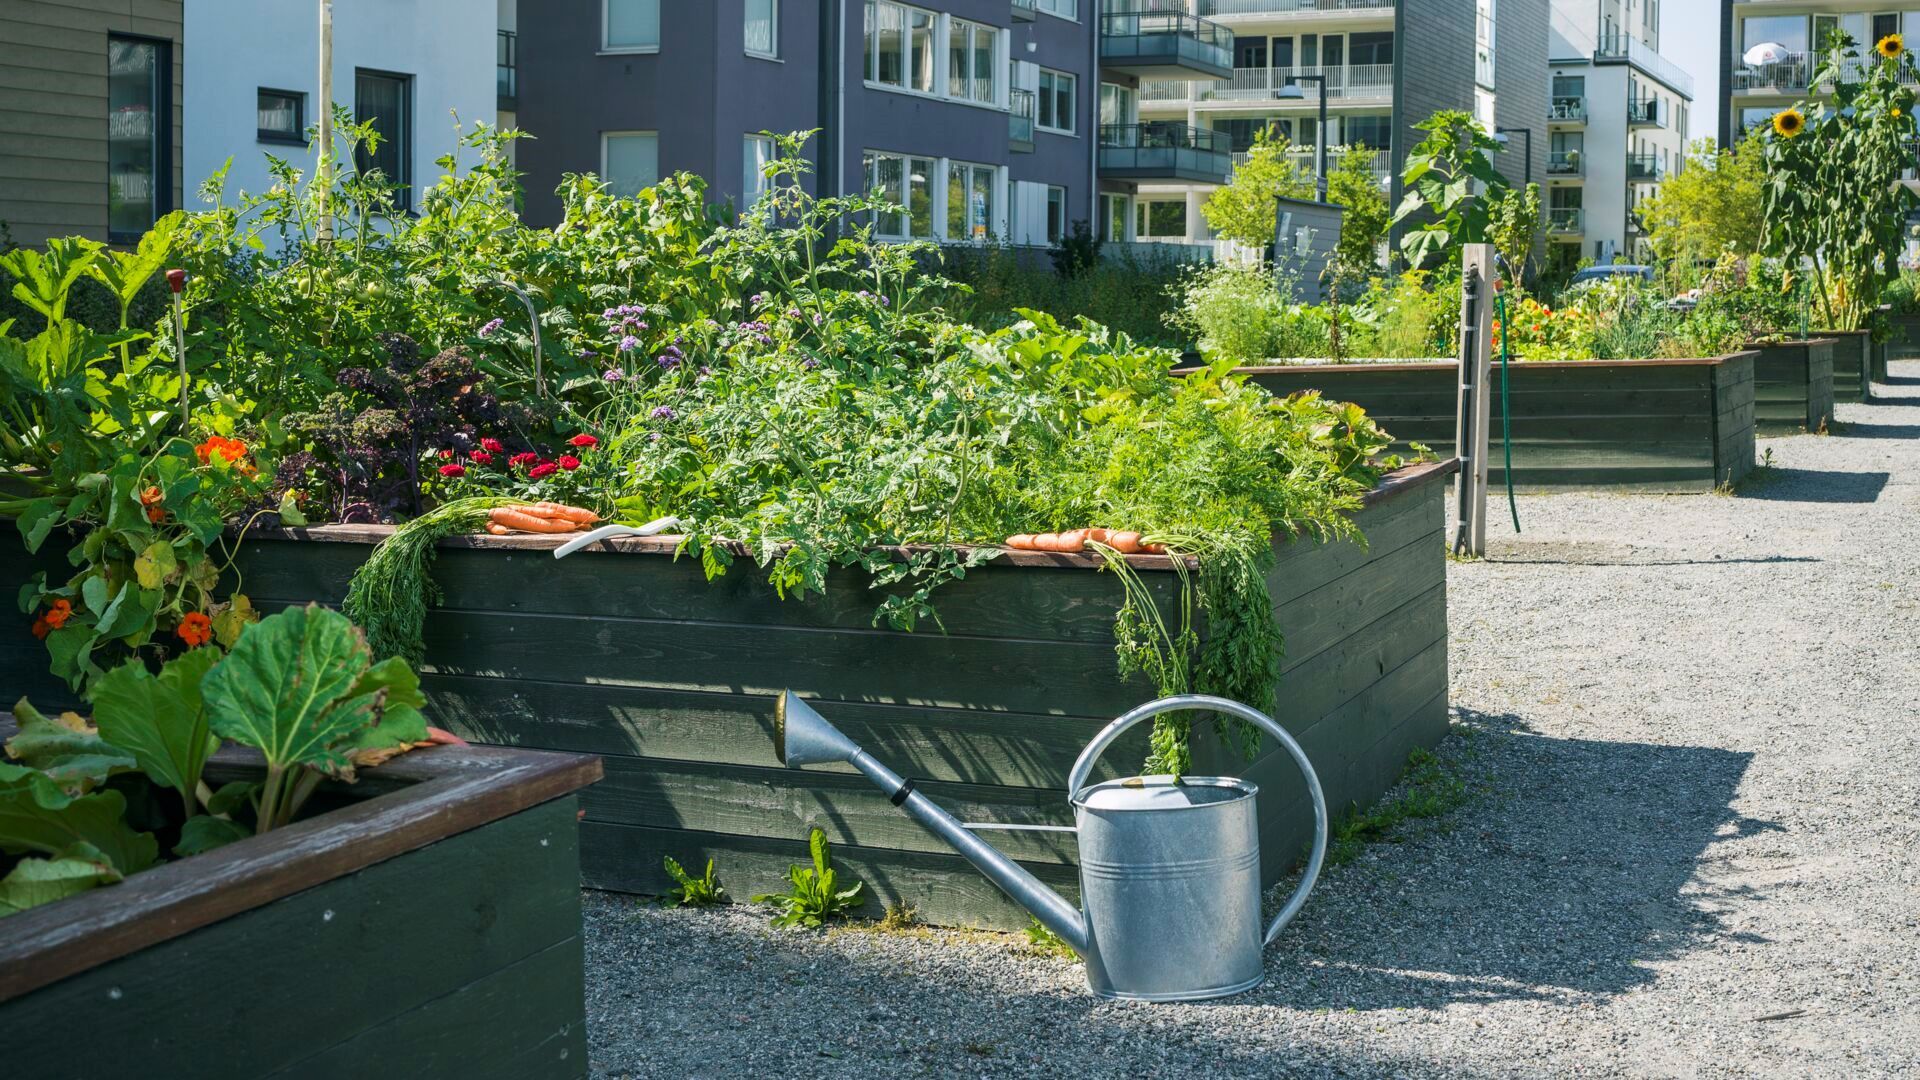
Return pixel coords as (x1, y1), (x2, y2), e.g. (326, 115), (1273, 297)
(1275, 75), (1329, 202)
(1496, 126), (1533, 187)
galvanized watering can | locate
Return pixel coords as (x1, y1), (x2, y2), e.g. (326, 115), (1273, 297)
(774, 692), (1328, 1002)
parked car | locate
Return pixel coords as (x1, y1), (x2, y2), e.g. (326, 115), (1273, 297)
(1569, 264), (1656, 288)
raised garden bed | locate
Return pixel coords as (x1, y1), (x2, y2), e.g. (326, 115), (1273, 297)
(1745, 339), (1836, 435)
(5, 463), (1454, 928)
(0, 730), (601, 1078)
(1819, 330), (1872, 404)
(1228, 355), (1757, 493)
(1887, 312), (1920, 366)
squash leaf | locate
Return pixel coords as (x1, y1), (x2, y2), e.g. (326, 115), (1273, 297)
(0, 764), (158, 876)
(91, 647), (221, 802)
(5, 700), (135, 794)
(0, 843), (123, 918)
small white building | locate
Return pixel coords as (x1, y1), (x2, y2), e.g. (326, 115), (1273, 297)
(183, 0), (497, 214)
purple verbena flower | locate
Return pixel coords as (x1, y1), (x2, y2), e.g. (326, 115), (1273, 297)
(879, 295), (891, 307)
(802, 357), (820, 370)
(618, 335), (642, 353)
(479, 317), (505, 338)
(603, 369), (625, 382)
(655, 353), (681, 370)
(649, 432), (663, 443)
(651, 405), (676, 421)
(749, 293), (764, 306)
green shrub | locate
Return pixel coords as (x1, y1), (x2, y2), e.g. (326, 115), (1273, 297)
(1170, 263), (1328, 363)
(940, 244), (1186, 346)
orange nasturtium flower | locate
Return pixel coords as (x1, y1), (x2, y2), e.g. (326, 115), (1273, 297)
(140, 485), (167, 524)
(44, 599), (73, 630)
(1772, 108), (1806, 138)
(176, 611), (214, 649)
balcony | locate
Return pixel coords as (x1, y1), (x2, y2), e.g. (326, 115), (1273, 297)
(1627, 152), (1662, 182)
(1141, 64), (1393, 107)
(1627, 96), (1663, 128)
(1010, 88), (1036, 151)
(1099, 11), (1234, 81)
(1594, 31), (1694, 97)
(1549, 96), (1586, 125)
(497, 29), (517, 110)
(1547, 150), (1584, 177)
(1012, 0), (1037, 21)
(1231, 147), (1390, 186)
(1199, 0), (1392, 16)
(1548, 208), (1584, 234)
(1099, 122), (1232, 183)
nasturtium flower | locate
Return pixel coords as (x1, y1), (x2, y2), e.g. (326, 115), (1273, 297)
(1879, 33), (1905, 59)
(43, 599), (72, 630)
(176, 612), (213, 649)
(1772, 108), (1806, 138)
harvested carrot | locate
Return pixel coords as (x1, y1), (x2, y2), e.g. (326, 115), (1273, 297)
(486, 523), (510, 536)
(487, 507), (585, 534)
(1006, 534), (1036, 549)
(523, 501), (599, 525)
(1105, 531), (1144, 554)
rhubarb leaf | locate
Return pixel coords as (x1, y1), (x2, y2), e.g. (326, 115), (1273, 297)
(6, 699), (134, 793)
(91, 647), (220, 802)
(203, 604), (383, 772)
(0, 843), (123, 917)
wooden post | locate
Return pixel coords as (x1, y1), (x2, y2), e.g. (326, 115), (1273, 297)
(1452, 244), (1495, 557)
(316, 0), (334, 244)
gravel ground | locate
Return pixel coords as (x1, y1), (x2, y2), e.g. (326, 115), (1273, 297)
(582, 362), (1920, 1079)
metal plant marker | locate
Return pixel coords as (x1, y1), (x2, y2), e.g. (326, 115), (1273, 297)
(775, 692), (1329, 1002)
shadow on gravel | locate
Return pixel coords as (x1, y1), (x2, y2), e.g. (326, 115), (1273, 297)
(1829, 423), (1920, 440)
(1237, 708), (1771, 1013)
(1735, 468), (1889, 503)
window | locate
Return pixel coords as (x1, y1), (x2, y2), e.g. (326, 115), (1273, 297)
(354, 70), (411, 210)
(862, 150), (934, 238)
(1135, 199), (1186, 239)
(743, 134), (776, 213)
(1742, 15), (1807, 53)
(1343, 114), (1391, 151)
(866, 2), (936, 92)
(602, 132), (659, 197)
(257, 88), (304, 145)
(1811, 13), (1865, 51)
(1350, 31), (1392, 66)
(1551, 74), (1585, 98)
(1235, 38), (1267, 70)
(1046, 186), (1066, 243)
(1099, 193), (1129, 243)
(107, 35), (168, 241)
(1037, 69), (1075, 133)
(746, 0), (779, 56)
(947, 160), (995, 241)
(1548, 186), (1581, 211)
(1036, 0), (1075, 18)
(948, 18), (997, 104)
(1099, 82), (1135, 126)
(605, 0), (660, 51)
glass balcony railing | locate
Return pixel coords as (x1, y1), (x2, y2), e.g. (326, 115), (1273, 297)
(1199, 0), (1393, 15)
(1549, 96), (1586, 123)
(1594, 31), (1694, 97)
(1141, 64), (1392, 105)
(1548, 208), (1584, 233)
(1010, 88), (1036, 148)
(1627, 152), (1662, 182)
(1547, 150), (1584, 177)
(1098, 121), (1232, 182)
(1627, 96), (1663, 127)
(1099, 11), (1234, 77)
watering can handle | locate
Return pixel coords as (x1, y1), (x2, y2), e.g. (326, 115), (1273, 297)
(1065, 694), (1329, 947)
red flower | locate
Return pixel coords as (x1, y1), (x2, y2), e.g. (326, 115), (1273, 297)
(508, 452), (539, 469)
(31, 617), (50, 640)
(557, 455), (582, 471)
(480, 437), (505, 454)
(568, 434), (599, 449)
(195, 436), (249, 468)
(176, 612), (213, 649)
(141, 485), (167, 524)
(43, 599), (72, 630)
(469, 451), (494, 465)
(439, 449), (456, 460)
(527, 462), (559, 480)
(439, 463), (467, 478)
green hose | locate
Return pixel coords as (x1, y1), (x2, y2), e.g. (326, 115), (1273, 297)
(1494, 291), (1522, 534)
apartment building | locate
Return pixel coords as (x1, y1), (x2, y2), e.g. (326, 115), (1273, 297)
(1546, 0), (1691, 267)
(514, 1), (1099, 247)
(0, 0), (183, 247)
(1120, 0), (1549, 253)
(1719, 2), (1919, 144)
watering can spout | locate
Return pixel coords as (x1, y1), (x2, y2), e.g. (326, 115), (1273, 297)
(773, 692), (1089, 953)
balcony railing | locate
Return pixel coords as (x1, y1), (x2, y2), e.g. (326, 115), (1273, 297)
(1232, 147), (1390, 184)
(1547, 150), (1584, 177)
(1099, 121), (1233, 182)
(1627, 96), (1663, 127)
(1099, 11), (1234, 78)
(1199, 0), (1392, 15)
(1010, 88), (1036, 149)
(1627, 152), (1662, 182)
(1548, 208), (1584, 233)
(1012, 0), (1038, 20)
(1549, 96), (1586, 123)
(1593, 31), (1694, 97)
(497, 30), (517, 106)
(1143, 63), (1393, 104)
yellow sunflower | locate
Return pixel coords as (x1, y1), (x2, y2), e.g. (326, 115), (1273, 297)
(1772, 108), (1806, 138)
(1879, 33), (1905, 59)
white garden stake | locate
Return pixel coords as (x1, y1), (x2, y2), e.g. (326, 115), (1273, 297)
(166, 269), (189, 428)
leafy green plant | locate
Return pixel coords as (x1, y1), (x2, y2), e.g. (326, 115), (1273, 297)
(1393, 111), (1513, 270)
(1325, 745), (1468, 867)
(1023, 916), (1079, 959)
(753, 826), (864, 929)
(662, 855), (727, 907)
(0, 604), (429, 916)
(1202, 126), (1315, 248)
(1170, 263), (1328, 363)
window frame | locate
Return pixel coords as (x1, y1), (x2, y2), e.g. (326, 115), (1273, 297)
(1036, 68), (1077, 135)
(861, 149), (936, 240)
(742, 133), (777, 214)
(256, 87), (305, 146)
(106, 32), (171, 244)
(946, 158), (998, 243)
(1045, 185), (1066, 243)
(864, 2), (1002, 109)
(745, 0), (780, 59)
(603, 0), (662, 54)
(1036, 0), (1077, 20)
(353, 67), (413, 212)
(601, 130), (661, 198)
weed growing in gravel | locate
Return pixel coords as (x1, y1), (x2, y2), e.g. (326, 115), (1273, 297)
(1326, 747), (1471, 867)
(1024, 917), (1080, 960)
(661, 855), (727, 907)
(754, 827), (866, 929)
(878, 904), (919, 931)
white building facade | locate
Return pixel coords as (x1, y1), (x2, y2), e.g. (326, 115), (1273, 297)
(183, 0), (497, 213)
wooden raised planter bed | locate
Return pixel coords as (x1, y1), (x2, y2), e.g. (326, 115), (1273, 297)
(1819, 330), (1872, 404)
(0, 733), (601, 1079)
(1745, 338), (1836, 435)
(4, 462), (1455, 928)
(1886, 312), (1920, 366)
(1232, 354), (1757, 493)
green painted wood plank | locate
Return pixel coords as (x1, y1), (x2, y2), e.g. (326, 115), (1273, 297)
(1267, 486), (1441, 602)
(1275, 580), (1447, 719)
(1276, 541), (1451, 669)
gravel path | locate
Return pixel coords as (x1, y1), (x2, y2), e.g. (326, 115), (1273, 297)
(582, 362), (1920, 1079)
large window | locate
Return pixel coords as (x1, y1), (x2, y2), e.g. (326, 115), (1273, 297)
(603, 132), (659, 197)
(1046, 186), (1066, 243)
(1135, 199), (1186, 240)
(862, 151), (935, 238)
(948, 18), (997, 104)
(605, 0), (661, 51)
(743, 134), (776, 213)
(1350, 31), (1393, 66)
(1099, 82), (1135, 126)
(107, 35), (168, 241)
(1037, 69), (1075, 134)
(1343, 114), (1391, 151)
(257, 88), (304, 145)
(746, 0), (779, 57)
(865, 1), (936, 93)
(947, 160), (995, 241)
(354, 70), (411, 210)
(1100, 192), (1129, 243)
(1742, 14), (1807, 53)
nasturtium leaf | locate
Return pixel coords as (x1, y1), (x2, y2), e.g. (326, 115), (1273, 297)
(210, 593), (257, 648)
(275, 491), (308, 528)
(173, 815), (249, 858)
(17, 499), (59, 553)
(133, 540), (176, 589)
(0, 764), (157, 875)
(0, 844), (123, 917)
(203, 604), (382, 773)
(92, 648), (221, 804)
(43, 625), (99, 688)
(5, 700), (134, 794)
(81, 574), (109, 616)
(94, 584), (156, 642)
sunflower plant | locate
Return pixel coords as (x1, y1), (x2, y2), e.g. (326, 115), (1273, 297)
(1760, 30), (1920, 330)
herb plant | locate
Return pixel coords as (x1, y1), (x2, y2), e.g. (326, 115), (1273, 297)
(753, 826), (864, 929)
(662, 855), (727, 907)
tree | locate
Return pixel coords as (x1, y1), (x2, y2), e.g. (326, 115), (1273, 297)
(1201, 126), (1315, 248)
(1639, 134), (1767, 268)
(1487, 181), (1542, 284)
(1392, 110), (1511, 270)
(1325, 147), (1390, 283)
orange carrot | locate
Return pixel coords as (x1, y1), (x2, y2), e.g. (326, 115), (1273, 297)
(488, 507), (585, 534)
(486, 523), (510, 536)
(522, 502), (600, 525)
(1006, 534), (1036, 549)
(1106, 531), (1144, 554)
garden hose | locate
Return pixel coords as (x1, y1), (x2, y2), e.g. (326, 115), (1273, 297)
(1493, 292), (1522, 534)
